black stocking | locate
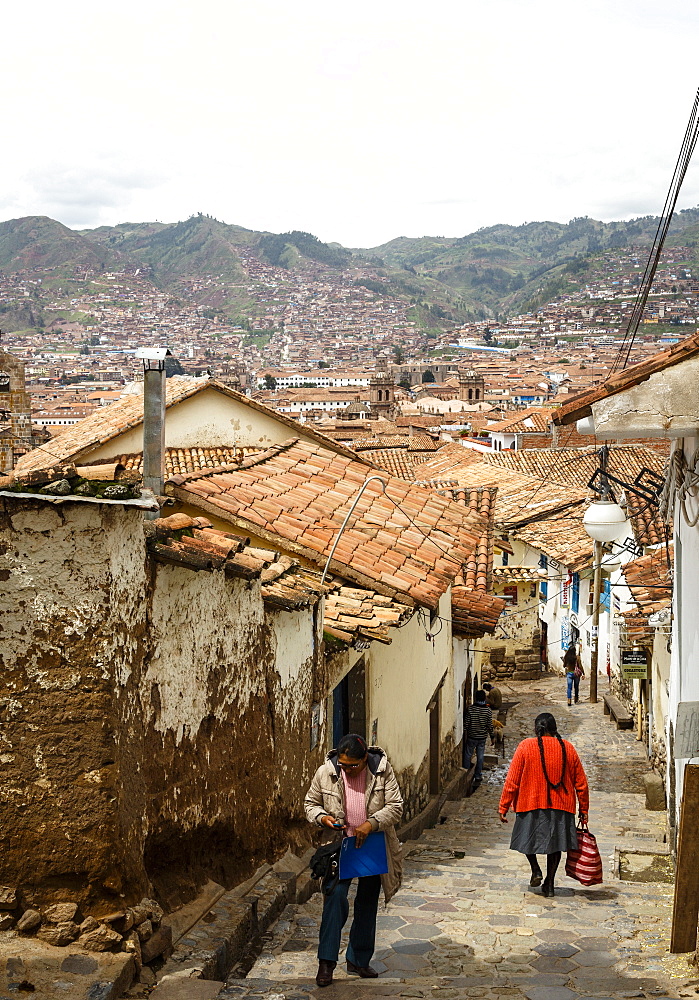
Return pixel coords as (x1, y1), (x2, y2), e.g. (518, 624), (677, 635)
(545, 851), (561, 883)
(526, 853), (542, 875)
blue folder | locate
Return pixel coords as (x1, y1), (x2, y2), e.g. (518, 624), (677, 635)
(339, 831), (389, 879)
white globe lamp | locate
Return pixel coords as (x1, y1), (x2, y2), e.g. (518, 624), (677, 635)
(582, 500), (627, 544)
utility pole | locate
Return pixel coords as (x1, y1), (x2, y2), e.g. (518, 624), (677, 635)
(589, 539), (601, 704)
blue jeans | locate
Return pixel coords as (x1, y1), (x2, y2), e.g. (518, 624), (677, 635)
(318, 874), (382, 966)
(464, 738), (486, 780)
(566, 672), (580, 700)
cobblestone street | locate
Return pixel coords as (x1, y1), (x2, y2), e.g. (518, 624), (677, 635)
(218, 675), (679, 1000)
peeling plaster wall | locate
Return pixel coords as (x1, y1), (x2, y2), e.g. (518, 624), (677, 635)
(0, 498), (325, 913)
(590, 360), (699, 439)
(0, 499), (149, 909)
(134, 564), (324, 909)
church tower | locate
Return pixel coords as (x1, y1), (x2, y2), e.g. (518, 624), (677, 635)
(0, 348), (33, 473)
(369, 371), (395, 418)
(458, 370), (485, 405)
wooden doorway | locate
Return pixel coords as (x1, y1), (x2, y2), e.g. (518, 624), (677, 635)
(332, 658), (366, 747)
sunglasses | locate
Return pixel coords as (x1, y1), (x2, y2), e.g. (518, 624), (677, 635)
(338, 759), (365, 770)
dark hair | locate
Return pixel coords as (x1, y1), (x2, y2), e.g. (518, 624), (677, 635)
(475, 690), (487, 704)
(482, 683), (492, 691)
(534, 712), (567, 804)
(337, 733), (368, 758)
(563, 644), (578, 670)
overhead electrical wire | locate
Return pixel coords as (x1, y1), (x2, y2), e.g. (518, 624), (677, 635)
(610, 87), (699, 374)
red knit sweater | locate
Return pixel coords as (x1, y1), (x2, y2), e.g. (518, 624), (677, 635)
(499, 736), (589, 816)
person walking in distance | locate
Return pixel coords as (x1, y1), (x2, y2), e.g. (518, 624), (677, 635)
(304, 734), (403, 988)
(563, 643), (584, 705)
(483, 682), (503, 712)
(463, 690), (494, 790)
(498, 712), (589, 897)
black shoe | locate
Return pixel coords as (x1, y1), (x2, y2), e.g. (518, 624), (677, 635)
(529, 871), (543, 887)
(542, 880), (555, 898)
(316, 960), (336, 987)
(347, 960), (379, 978)
(574, 697), (579, 703)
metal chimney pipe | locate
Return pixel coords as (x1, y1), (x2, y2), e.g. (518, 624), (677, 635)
(135, 348), (171, 510)
(143, 364), (166, 496)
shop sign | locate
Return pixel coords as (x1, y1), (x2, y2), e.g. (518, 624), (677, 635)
(621, 648), (648, 679)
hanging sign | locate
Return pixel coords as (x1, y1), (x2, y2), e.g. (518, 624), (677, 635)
(621, 648), (649, 679)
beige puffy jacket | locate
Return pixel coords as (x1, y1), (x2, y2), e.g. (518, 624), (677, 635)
(304, 746), (403, 903)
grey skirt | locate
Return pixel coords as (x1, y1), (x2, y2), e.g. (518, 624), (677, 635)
(510, 808), (578, 855)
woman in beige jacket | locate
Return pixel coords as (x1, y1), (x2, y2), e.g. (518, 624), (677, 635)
(304, 734), (403, 987)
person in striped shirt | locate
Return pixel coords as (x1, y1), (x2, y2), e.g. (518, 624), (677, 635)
(463, 691), (494, 789)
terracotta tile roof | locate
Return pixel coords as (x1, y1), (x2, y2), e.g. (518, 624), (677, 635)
(147, 513), (326, 609)
(165, 438), (483, 609)
(484, 446), (667, 548)
(432, 460), (588, 530)
(149, 515), (420, 644)
(511, 507), (592, 572)
(447, 485), (506, 638)
(323, 582), (414, 645)
(492, 566), (541, 583)
(14, 376), (357, 473)
(352, 433), (439, 452)
(620, 546), (673, 646)
(623, 546), (673, 613)
(553, 331), (699, 426)
(625, 493), (669, 548)
(450, 589), (506, 638)
(360, 448), (416, 481)
(410, 442), (483, 481)
(114, 447), (260, 477)
(485, 408), (553, 434)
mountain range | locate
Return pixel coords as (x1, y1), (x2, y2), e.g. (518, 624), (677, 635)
(2, 208), (699, 326)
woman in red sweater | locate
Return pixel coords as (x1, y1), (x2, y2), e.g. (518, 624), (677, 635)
(499, 712), (589, 897)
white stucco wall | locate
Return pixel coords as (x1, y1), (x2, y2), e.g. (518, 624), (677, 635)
(670, 434), (699, 826)
(88, 386), (329, 459)
(363, 590), (454, 776)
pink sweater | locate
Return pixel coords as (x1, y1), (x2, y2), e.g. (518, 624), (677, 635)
(342, 768), (368, 836)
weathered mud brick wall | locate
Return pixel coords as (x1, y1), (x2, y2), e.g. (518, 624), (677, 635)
(133, 561), (324, 910)
(0, 497), (326, 917)
(0, 499), (149, 911)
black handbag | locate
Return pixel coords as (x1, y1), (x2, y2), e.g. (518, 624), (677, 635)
(309, 839), (342, 895)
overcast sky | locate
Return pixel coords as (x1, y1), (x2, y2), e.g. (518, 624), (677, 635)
(2, 0), (698, 248)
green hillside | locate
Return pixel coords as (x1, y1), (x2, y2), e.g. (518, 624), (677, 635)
(0, 216), (127, 273)
(355, 209), (699, 318)
(3, 208), (699, 329)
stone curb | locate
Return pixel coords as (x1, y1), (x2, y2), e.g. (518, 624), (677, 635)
(158, 869), (298, 983)
(155, 767), (470, 989)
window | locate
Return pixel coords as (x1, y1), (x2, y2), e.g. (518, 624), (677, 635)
(572, 572), (580, 614)
(601, 578), (611, 611)
(501, 550), (509, 566)
(539, 554), (548, 600)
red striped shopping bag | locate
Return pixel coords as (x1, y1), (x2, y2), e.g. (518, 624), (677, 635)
(565, 823), (603, 886)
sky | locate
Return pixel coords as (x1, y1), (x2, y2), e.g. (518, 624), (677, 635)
(2, 0), (699, 248)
